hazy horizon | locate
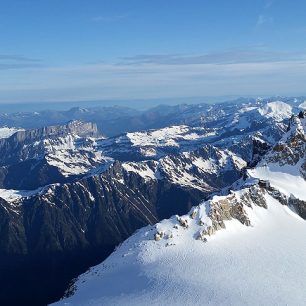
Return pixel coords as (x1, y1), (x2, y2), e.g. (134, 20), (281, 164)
(1, 0), (306, 104)
(0, 94), (305, 113)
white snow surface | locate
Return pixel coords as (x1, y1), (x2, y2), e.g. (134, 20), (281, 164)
(0, 127), (22, 139)
(299, 101), (306, 110)
(0, 187), (44, 203)
(122, 162), (160, 181)
(53, 190), (306, 306)
(248, 165), (306, 201)
(41, 135), (112, 177)
(258, 101), (292, 121)
(126, 125), (214, 148)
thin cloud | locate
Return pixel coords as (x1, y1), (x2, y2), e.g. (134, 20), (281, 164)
(256, 14), (274, 27)
(0, 54), (42, 70)
(120, 50), (305, 65)
(256, 0), (275, 28)
(0, 63), (41, 70)
(1, 57), (306, 102)
(0, 54), (40, 62)
(264, 0), (274, 9)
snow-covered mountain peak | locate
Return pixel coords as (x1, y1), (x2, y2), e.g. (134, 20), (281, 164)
(0, 120), (111, 179)
(286, 110), (306, 135)
(258, 101), (292, 121)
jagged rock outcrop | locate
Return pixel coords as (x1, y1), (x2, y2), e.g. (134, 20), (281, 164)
(198, 185), (266, 235)
(152, 180), (306, 249)
(266, 111), (306, 169)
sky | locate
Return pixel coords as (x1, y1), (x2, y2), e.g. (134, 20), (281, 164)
(1, 0), (306, 104)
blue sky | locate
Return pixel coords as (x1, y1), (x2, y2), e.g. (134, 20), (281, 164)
(1, 0), (306, 103)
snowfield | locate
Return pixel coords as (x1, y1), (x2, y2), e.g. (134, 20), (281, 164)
(0, 187), (44, 203)
(0, 127), (22, 139)
(53, 190), (306, 306)
(258, 101), (292, 121)
(249, 166), (306, 201)
(299, 101), (306, 110)
(126, 126), (212, 148)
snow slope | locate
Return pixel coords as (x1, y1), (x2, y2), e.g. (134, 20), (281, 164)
(258, 101), (292, 121)
(53, 188), (306, 306)
(249, 166), (306, 201)
(126, 126), (209, 147)
(299, 101), (306, 110)
(100, 125), (218, 159)
(0, 187), (44, 203)
(0, 127), (22, 139)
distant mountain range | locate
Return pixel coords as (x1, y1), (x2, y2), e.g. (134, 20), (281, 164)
(0, 97), (305, 305)
(0, 96), (305, 136)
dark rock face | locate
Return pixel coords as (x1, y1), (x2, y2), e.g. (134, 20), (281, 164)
(0, 159), (70, 190)
(249, 137), (271, 166)
(0, 159), (224, 248)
